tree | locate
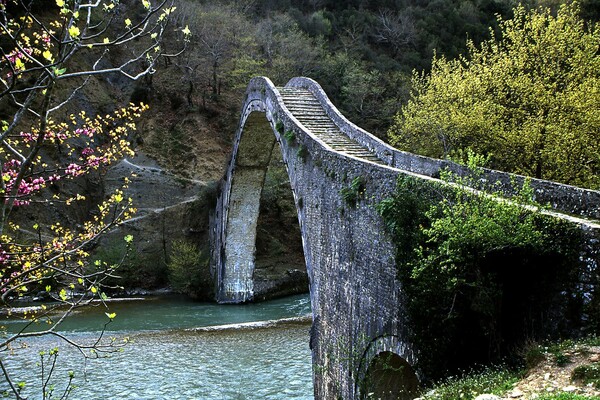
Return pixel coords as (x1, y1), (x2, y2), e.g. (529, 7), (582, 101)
(185, 4), (255, 97)
(256, 13), (325, 84)
(167, 240), (210, 300)
(388, 2), (600, 188)
(372, 9), (416, 57)
(0, 0), (187, 398)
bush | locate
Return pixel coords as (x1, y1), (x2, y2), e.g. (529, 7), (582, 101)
(572, 362), (600, 389)
(340, 176), (366, 207)
(91, 237), (168, 291)
(378, 156), (583, 379)
(167, 240), (212, 299)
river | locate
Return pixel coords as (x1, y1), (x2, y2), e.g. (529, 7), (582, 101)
(1, 294), (314, 399)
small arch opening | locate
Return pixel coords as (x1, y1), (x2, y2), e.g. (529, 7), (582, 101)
(361, 351), (419, 400)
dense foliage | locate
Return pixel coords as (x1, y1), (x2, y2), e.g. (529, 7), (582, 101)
(162, 0), (527, 138)
(139, 0), (599, 177)
(389, 3), (600, 188)
(378, 158), (584, 379)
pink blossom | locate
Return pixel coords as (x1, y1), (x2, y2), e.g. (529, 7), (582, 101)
(65, 163), (82, 177)
(19, 132), (37, 142)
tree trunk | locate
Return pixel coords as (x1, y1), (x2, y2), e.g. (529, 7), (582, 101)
(212, 61), (218, 95)
(187, 80), (194, 107)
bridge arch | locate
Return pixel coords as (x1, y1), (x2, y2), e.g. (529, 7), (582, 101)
(210, 76), (415, 398)
(210, 76), (600, 399)
(356, 336), (419, 400)
(210, 82), (313, 304)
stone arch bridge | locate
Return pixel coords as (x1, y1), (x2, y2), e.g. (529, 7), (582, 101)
(210, 77), (600, 399)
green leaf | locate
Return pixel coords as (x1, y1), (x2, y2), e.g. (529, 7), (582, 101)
(53, 67), (67, 76)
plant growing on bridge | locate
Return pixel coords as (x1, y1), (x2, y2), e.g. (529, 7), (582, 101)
(284, 129), (296, 143)
(0, 0), (186, 397)
(297, 144), (308, 161)
(275, 119), (284, 134)
(378, 158), (583, 379)
(389, 2), (600, 189)
(340, 176), (366, 208)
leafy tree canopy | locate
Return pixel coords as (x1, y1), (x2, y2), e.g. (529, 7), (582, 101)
(389, 2), (600, 188)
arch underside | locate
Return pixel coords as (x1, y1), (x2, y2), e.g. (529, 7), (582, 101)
(356, 336), (419, 400)
(217, 111), (278, 303)
(361, 351), (419, 400)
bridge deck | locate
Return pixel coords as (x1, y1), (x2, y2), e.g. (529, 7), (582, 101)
(278, 87), (386, 165)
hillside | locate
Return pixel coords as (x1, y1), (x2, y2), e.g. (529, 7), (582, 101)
(3, 0), (598, 300)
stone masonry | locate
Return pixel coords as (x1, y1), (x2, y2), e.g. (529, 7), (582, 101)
(210, 77), (600, 399)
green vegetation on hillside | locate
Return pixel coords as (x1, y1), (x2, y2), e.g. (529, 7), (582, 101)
(422, 336), (600, 399)
(156, 0), (531, 138)
(146, 0), (600, 189)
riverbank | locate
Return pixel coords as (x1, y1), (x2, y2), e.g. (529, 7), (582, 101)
(419, 337), (600, 400)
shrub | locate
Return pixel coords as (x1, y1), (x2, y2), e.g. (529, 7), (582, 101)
(378, 155), (583, 378)
(275, 120), (284, 133)
(91, 237), (168, 290)
(572, 362), (600, 388)
(340, 176), (366, 207)
(284, 129), (296, 142)
(167, 240), (211, 299)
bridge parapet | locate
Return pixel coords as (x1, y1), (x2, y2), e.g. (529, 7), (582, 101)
(289, 77), (600, 220)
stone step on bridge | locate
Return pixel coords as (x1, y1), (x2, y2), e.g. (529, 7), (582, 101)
(209, 77), (600, 400)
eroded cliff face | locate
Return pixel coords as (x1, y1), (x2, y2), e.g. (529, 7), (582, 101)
(9, 55), (307, 301)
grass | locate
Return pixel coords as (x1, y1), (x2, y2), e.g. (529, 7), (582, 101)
(536, 394), (595, 400)
(421, 366), (522, 400)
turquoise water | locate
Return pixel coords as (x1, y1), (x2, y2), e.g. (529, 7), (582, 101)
(1, 295), (314, 399)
